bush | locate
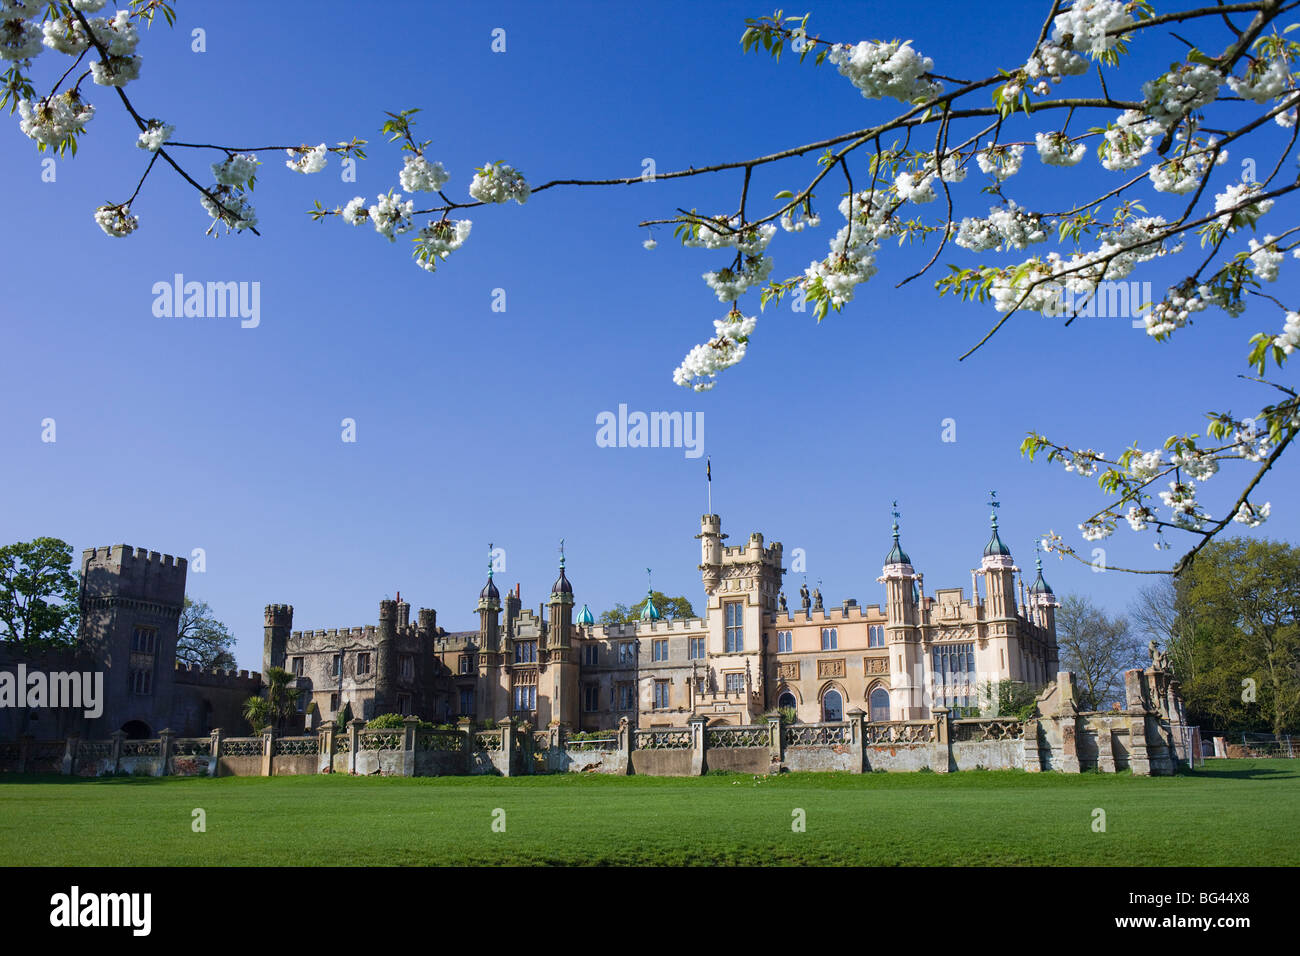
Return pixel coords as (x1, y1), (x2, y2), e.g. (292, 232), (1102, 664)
(778, 706), (797, 725)
(366, 713), (435, 730)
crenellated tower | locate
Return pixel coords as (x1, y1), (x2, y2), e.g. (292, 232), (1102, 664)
(375, 599), (397, 717)
(547, 541), (578, 727)
(263, 603), (293, 672)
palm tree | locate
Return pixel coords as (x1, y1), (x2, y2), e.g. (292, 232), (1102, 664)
(242, 666), (300, 733)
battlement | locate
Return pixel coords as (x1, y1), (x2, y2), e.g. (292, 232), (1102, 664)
(172, 661), (262, 688)
(81, 544), (187, 605)
(264, 604), (294, 626)
(289, 625), (379, 645)
(767, 603), (884, 624)
(593, 616), (708, 639)
(719, 531), (783, 567)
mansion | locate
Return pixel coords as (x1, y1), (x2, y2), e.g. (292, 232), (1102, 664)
(268, 511), (1061, 731)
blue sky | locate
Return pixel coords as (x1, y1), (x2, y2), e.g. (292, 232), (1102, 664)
(1, 0), (1296, 670)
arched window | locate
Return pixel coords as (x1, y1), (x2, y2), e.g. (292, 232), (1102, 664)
(778, 691), (797, 712)
(869, 686), (890, 722)
(820, 627), (837, 650)
(822, 689), (843, 722)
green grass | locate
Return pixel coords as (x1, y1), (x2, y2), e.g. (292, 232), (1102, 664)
(2, 759), (1296, 866)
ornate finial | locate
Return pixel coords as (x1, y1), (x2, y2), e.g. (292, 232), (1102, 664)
(1034, 539), (1043, 571)
(891, 500), (901, 536)
(988, 490), (1001, 527)
(646, 567), (653, 594)
(487, 542), (494, 578)
(559, 538), (565, 568)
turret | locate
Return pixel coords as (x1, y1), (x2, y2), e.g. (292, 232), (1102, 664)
(376, 599), (397, 715)
(877, 506), (923, 719)
(477, 550), (501, 652)
(548, 543), (574, 648)
(980, 493), (1018, 621)
(263, 604), (293, 672)
(696, 514), (726, 595)
(1027, 548), (1060, 634)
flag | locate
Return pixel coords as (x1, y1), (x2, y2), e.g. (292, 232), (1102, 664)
(707, 458), (711, 482)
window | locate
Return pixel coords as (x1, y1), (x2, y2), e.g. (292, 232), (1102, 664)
(932, 642), (977, 709)
(689, 637), (705, 659)
(619, 641), (635, 664)
(297, 694), (307, 713)
(821, 627), (838, 650)
(652, 639), (668, 662)
(400, 655), (414, 680)
(459, 688), (475, 716)
(653, 680), (671, 709)
(514, 641), (537, 664)
(583, 684), (599, 713)
(725, 672), (745, 695)
(777, 630), (792, 653)
(823, 689), (843, 722)
(514, 685), (536, 711)
(356, 652), (371, 676)
(583, 644), (599, 666)
(459, 653), (474, 674)
(331, 654), (341, 676)
(397, 693), (412, 715)
(131, 626), (156, 654)
(778, 691), (797, 712)
(724, 602), (744, 653)
(130, 669), (152, 695)
(868, 625), (885, 648)
(870, 686), (891, 722)
(617, 682), (635, 711)
(330, 693), (339, 712)
(291, 657), (304, 677)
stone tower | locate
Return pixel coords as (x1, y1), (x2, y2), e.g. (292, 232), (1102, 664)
(263, 603), (293, 671)
(696, 513), (726, 596)
(476, 562), (501, 718)
(375, 599), (397, 717)
(877, 517), (924, 719)
(79, 545), (188, 737)
(980, 499), (1021, 680)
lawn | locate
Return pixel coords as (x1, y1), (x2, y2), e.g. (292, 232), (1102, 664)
(1, 759), (1295, 866)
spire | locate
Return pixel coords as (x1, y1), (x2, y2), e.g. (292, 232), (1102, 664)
(1028, 541), (1054, 595)
(639, 567), (660, 621)
(884, 500), (911, 565)
(576, 603), (595, 626)
(551, 537), (573, 596)
(983, 491), (1012, 558)
(479, 541), (500, 602)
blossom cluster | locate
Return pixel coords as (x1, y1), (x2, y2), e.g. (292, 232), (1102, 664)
(952, 202), (1046, 253)
(366, 191), (415, 241)
(93, 202), (137, 237)
(399, 153), (449, 192)
(1034, 131), (1086, 167)
(685, 216), (777, 254)
(468, 161), (529, 204)
(1214, 181), (1274, 231)
(1274, 311), (1300, 356)
(136, 120), (173, 152)
(1098, 110), (1158, 171)
(17, 92), (93, 147)
(827, 39), (942, 103)
(212, 153), (259, 187)
(1147, 141), (1224, 194)
(1247, 236), (1282, 283)
(1233, 501), (1271, 528)
(413, 218), (472, 273)
(1051, 0), (1135, 57)
(672, 311), (758, 391)
(1141, 63), (1221, 130)
(199, 188), (258, 232)
(285, 143), (328, 174)
(703, 255), (774, 303)
(975, 143), (1024, 181)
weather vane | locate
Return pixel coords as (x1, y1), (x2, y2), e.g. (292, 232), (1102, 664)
(487, 542), (494, 576)
(559, 538), (565, 566)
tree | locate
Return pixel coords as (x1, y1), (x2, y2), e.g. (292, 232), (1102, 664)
(1055, 594), (1143, 710)
(242, 666), (300, 733)
(8, 2), (1300, 574)
(176, 597), (236, 669)
(1175, 537), (1300, 736)
(0, 538), (79, 653)
(599, 591), (696, 625)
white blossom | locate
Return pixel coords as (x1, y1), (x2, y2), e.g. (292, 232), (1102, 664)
(1035, 131), (1087, 166)
(1099, 110), (1158, 171)
(1214, 181), (1274, 231)
(89, 54), (142, 86)
(827, 39), (941, 103)
(285, 143), (328, 175)
(200, 191), (257, 232)
(341, 196), (368, 226)
(468, 161), (530, 204)
(673, 311), (758, 391)
(0, 14), (43, 61)
(1227, 56), (1293, 104)
(1025, 42), (1089, 81)
(399, 153), (449, 192)
(1247, 236), (1282, 282)
(93, 203), (137, 237)
(17, 93), (93, 147)
(211, 153), (259, 187)
(1125, 505), (1153, 531)
(367, 191), (415, 240)
(893, 169), (936, 203)
(1051, 0), (1135, 57)
(1233, 501), (1270, 527)
(975, 143), (1024, 181)
(42, 16), (90, 55)
(1142, 63), (1221, 129)
(1273, 311), (1300, 356)
(643, 238), (657, 250)
(413, 218), (472, 273)
(703, 255), (774, 302)
(136, 120), (172, 152)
